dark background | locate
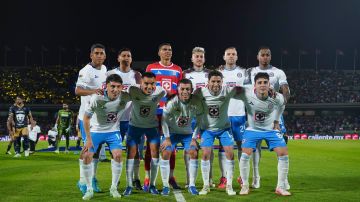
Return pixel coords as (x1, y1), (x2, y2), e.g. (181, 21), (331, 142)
(1, 0), (360, 69)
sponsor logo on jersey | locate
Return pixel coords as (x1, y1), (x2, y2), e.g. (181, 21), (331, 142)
(161, 79), (172, 91)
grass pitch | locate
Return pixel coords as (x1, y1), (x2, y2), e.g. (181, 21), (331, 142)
(0, 140), (359, 202)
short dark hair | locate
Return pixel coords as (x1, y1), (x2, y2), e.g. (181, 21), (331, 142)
(208, 70), (223, 80)
(225, 47), (237, 52)
(258, 46), (270, 52)
(254, 72), (270, 82)
(16, 95), (24, 100)
(118, 47), (132, 56)
(158, 43), (172, 51)
(106, 74), (123, 84)
(142, 72), (156, 79)
(91, 43), (106, 53)
(179, 78), (193, 89)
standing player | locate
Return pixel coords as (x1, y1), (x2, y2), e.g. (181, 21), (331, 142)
(194, 70), (242, 196)
(81, 74), (131, 200)
(145, 43), (182, 190)
(238, 72), (290, 196)
(247, 47), (290, 189)
(219, 47), (247, 188)
(159, 79), (204, 196)
(106, 48), (142, 190)
(5, 103), (15, 155)
(75, 43), (107, 195)
(7, 96), (34, 157)
(123, 72), (166, 196)
(54, 103), (74, 154)
(183, 47), (215, 187)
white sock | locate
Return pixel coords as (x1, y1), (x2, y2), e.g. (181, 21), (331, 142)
(277, 155), (289, 189)
(218, 151), (226, 177)
(237, 150), (242, 177)
(133, 159), (140, 180)
(126, 159), (134, 187)
(240, 153), (250, 186)
(150, 158), (159, 186)
(111, 159), (123, 188)
(100, 144), (106, 160)
(184, 153), (190, 185)
(189, 159), (198, 187)
(209, 151), (214, 182)
(92, 159), (99, 178)
(82, 163), (93, 190)
(160, 159), (170, 187)
(201, 160), (210, 187)
(252, 143), (261, 179)
(225, 159), (234, 186)
(79, 159), (85, 183)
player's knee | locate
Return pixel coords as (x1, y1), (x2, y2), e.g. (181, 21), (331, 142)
(113, 153), (122, 162)
(162, 150), (171, 160)
(189, 149), (198, 159)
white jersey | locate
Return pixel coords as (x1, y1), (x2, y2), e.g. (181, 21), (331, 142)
(162, 95), (204, 136)
(28, 125), (41, 141)
(129, 86), (166, 128)
(183, 68), (209, 90)
(220, 66), (246, 116)
(76, 64), (107, 121)
(106, 68), (141, 121)
(249, 66), (288, 92)
(194, 86), (239, 131)
(239, 86), (285, 131)
(85, 93), (131, 133)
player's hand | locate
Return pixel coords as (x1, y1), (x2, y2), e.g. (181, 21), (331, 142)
(269, 88), (276, 99)
(273, 121), (280, 131)
(83, 139), (94, 153)
(94, 88), (104, 95)
(217, 65), (225, 71)
(190, 138), (199, 150)
(160, 137), (172, 151)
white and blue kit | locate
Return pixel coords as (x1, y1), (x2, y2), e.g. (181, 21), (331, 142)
(161, 95), (204, 151)
(76, 63), (107, 141)
(84, 92), (131, 153)
(239, 86), (286, 150)
(127, 86), (166, 146)
(220, 66), (247, 141)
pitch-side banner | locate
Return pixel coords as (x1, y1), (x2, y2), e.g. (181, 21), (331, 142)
(289, 133), (359, 140)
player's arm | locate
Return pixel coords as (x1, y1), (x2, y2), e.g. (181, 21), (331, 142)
(27, 109), (34, 124)
(54, 111), (60, 129)
(134, 71), (142, 84)
(7, 112), (15, 135)
(160, 111), (172, 151)
(83, 96), (97, 152)
(75, 86), (103, 96)
(66, 111), (73, 133)
(273, 93), (286, 128)
(280, 84), (290, 104)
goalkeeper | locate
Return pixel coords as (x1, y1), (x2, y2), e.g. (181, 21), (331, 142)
(54, 103), (74, 153)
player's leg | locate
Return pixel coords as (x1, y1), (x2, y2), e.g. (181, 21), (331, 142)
(13, 129), (21, 157)
(143, 140), (151, 191)
(169, 149), (180, 189)
(219, 129), (236, 196)
(77, 119), (88, 195)
(6, 137), (14, 155)
(65, 131), (70, 153)
(279, 115), (290, 189)
(230, 116), (246, 187)
(21, 128), (30, 157)
(91, 144), (103, 192)
(217, 142), (227, 189)
(147, 127), (161, 195)
(106, 132), (123, 198)
(239, 130), (261, 195)
(183, 134), (199, 195)
(159, 135), (173, 196)
(268, 131), (291, 196)
(199, 130), (215, 195)
(252, 140), (262, 188)
(54, 128), (63, 153)
(123, 125), (142, 196)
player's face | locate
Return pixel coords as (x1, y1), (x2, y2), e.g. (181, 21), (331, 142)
(158, 45), (172, 61)
(191, 52), (205, 70)
(254, 78), (270, 94)
(178, 83), (192, 102)
(257, 49), (271, 66)
(208, 76), (223, 94)
(118, 51), (132, 67)
(223, 48), (238, 66)
(90, 48), (106, 66)
(106, 81), (123, 100)
(63, 104), (69, 110)
(15, 97), (23, 105)
(141, 77), (156, 95)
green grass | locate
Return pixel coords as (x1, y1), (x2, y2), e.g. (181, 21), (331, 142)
(0, 140), (360, 202)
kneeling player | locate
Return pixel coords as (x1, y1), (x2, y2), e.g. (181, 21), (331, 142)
(159, 79), (203, 196)
(238, 72), (290, 196)
(81, 74), (130, 200)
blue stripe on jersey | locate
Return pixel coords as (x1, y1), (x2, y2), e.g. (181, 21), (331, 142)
(150, 69), (181, 77)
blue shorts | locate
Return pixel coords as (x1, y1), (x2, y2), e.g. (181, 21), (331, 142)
(78, 119), (87, 142)
(120, 121), (129, 140)
(201, 128), (234, 147)
(161, 134), (194, 151)
(229, 116), (246, 141)
(89, 131), (122, 153)
(127, 125), (160, 147)
(279, 115), (287, 134)
(242, 130), (287, 151)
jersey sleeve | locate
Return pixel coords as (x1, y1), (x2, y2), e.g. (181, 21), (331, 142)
(84, 95), (98, 118)
(76, 68), (91, 88)
(278, 69), (288, 86)
(161, 99), (175, 138)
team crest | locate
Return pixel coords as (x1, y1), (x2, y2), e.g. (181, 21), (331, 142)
(208, 105), (220, 118)
(268, 103), (274, 109)
(140, 106), (151, 117)
(269, 72), (274, 77)
(106, 112), (118, 123)
(254, 112), (266, 122)
(161, 79), (172, 91)
(177, 116), (190, 127)
(237, 73), (242, 78)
